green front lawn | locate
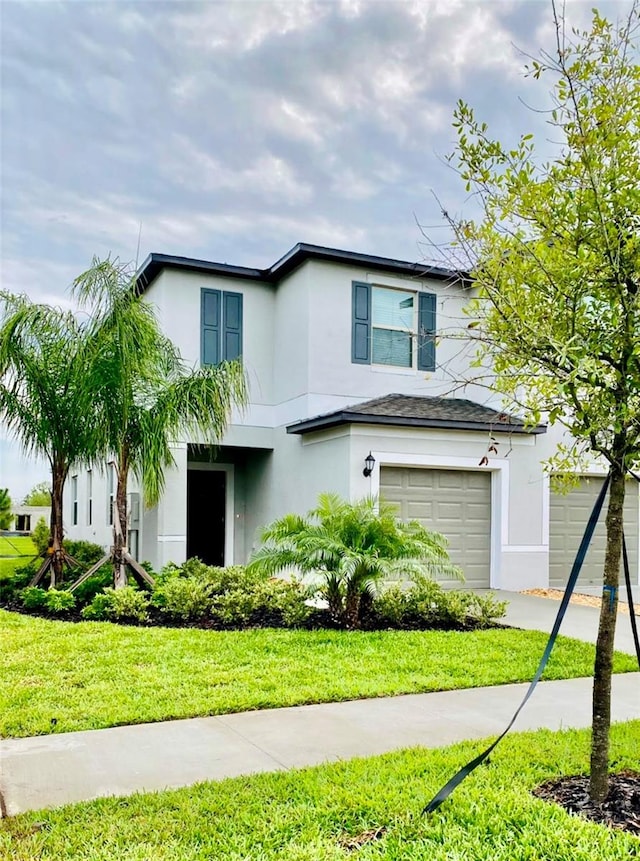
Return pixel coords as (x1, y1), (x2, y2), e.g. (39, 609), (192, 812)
(1, 609), (636, 738)
(0, 536), (36, 577)
(0, 536), (36, 556)
(2, 722), (638, 860)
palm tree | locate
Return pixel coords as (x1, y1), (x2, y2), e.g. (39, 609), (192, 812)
(248, 493), (462, 629)
(69, 258), (248, 590)
(0, 294), (102, 586)
(0, 488), (12, 530)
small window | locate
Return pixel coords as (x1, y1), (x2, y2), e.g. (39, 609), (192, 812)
(87, 470), (93, 526)
(71, 475), (78, 526)
(107, 463), (116, 526)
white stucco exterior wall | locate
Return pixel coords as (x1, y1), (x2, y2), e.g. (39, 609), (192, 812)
(64, 249), (610, 590)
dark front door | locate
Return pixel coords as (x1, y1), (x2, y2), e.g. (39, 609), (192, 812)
(187, 470), (226, 567)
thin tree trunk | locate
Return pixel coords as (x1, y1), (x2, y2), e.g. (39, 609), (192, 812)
(49, 467), (66, 588)
(113, 454), (129, 589)
(590, 465), (625, 802)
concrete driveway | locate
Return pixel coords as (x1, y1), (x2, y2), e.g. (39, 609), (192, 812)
(484, 589), (639, 657)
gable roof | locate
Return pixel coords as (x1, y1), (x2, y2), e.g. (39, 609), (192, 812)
(286, 394), (546, 436)
(135, 243), (467, 293)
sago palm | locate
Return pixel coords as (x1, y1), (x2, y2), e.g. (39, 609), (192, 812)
(248, 493), (462, 629)
(70, 257), (248, 589)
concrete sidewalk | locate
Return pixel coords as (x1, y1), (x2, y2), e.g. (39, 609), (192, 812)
(1, 594), (638, 816)
(2, 673), (639, 816)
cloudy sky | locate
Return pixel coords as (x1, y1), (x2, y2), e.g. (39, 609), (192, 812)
(0, 0), (630, 499)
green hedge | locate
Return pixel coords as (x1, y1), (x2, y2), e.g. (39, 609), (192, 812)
(3, 551), (507, 632)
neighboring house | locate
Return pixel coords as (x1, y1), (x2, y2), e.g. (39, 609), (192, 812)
(64, 243), (639, 594)
(10, 505), (51, 533)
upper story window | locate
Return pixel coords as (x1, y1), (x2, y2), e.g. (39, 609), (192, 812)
(201, 289), (243, 366)
(352, 282), (436, 371)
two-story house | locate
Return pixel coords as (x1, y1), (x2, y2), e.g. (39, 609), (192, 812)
(65, 243), (639, 594)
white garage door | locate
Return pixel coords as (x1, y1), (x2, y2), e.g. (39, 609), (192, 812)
(380, 467), (492, 589)
(550, 477), (639, 594)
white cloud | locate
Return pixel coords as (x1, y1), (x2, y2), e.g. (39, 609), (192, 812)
(171, 0), (329, 53)
(161, 135), (313, 204)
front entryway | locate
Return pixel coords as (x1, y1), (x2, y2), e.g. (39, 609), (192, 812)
(187, 469), (226, 567)
(380, 466), (492, 589)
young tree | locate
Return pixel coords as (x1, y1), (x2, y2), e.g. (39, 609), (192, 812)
(442, 2), (639, 801)
(0, 296), (102, 585)
(248, 493), (461, 629)
(70, 258), (248, 590)
(0, 488), (12, 530)
(22, 481), (52, 507)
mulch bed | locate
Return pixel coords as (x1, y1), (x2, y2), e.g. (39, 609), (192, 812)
(533, 771), (640, 835)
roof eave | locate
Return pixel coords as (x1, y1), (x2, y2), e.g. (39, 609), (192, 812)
(135, 245), (469, 294)
(287, 412), (546, 436)
(135, 253), (267, 293)
(268, 243), (466, 284)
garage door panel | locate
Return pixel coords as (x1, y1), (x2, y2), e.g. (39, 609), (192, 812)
(465, 503), (491, 518)
(407, 471), (434, 488)
(550, 478), (639, 594)
(381, 468), (404, 488)
(407, 502), (433, 519)
(437, 502), (463, 519)
(381, 466), (491, 589)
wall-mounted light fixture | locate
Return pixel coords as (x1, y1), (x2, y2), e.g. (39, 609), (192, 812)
(363, 452), (375, 477)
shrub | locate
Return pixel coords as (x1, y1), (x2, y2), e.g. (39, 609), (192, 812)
(44, 589), (76, 615)
(370, 584), (407, 628)
(31, 517), (50, 555)
(81, 587), (149, 624)
(64, 540), (106, 567)
(71, 567), (114, 605)
(156, 562), (264, 597)
(0, 562), (35, 604)
(20, 586), (49, 611)
(210, 577), (311, 628)
(370, 577), (506, 630)
(468, 592), (508, 627)
(151, 576), (213, 621)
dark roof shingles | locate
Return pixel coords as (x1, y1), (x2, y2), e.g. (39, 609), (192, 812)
(287, 394), (546, 435)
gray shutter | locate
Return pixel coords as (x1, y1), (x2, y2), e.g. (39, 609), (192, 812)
(201, 289), (221, 366)
(352, 281), (371, 364)
(223, 292), (243, 361)
(417, 292), (436, 371)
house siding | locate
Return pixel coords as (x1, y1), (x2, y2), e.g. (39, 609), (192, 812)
(62, 245), (637, 594)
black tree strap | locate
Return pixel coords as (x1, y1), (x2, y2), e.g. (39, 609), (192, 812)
(623, 467), (640, 666)
(622, 535), (640, 667)
(423, 474), (611, 815)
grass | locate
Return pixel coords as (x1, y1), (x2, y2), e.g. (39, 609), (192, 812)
(0, 536), (37, 577)
(0, 535), (37, 556)
(1, 722), (638, 859)
(1, 609), (636, 738)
